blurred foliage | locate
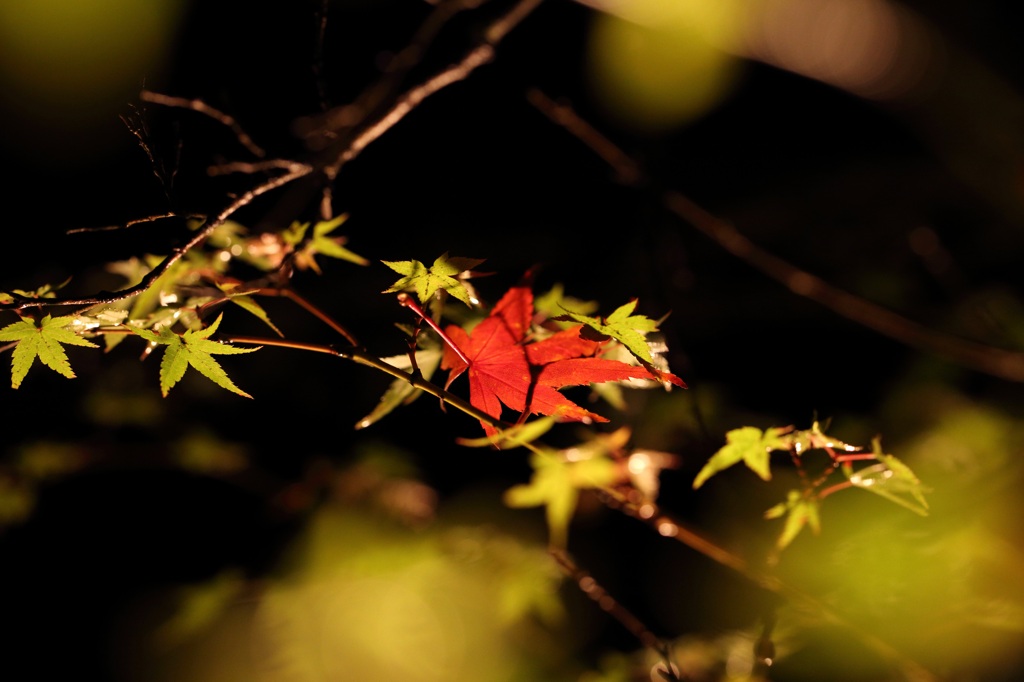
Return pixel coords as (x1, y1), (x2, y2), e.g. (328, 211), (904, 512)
(2, 0), (1024, 681)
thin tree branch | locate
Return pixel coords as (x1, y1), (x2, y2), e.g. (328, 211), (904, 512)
(662, 192), (1024, 382)
(2, 3), (543, 313)
(250, 286), (360, 347)
(551, 548), (681, 680)
(65, 212), (203, 235)
(311, 0), (331, 114)
(297, 0), (490, 147)
(0, 164), (314, 312)
(207, 159), (311, 177)
(527, 88), (1024, 383)
(221, 334), (511, 432)
(599, 487), (939, 682)
(319, 0), (546, 189)
(139, 91), (267, 158)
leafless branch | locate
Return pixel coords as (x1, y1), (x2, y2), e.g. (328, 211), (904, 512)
(551, 548), (681, 680)
(528, 88), (1024, 383)
(297, 0), (491, 148)
(65, 212), (203, 235)
(1, 1), (543, 313)
(599, 487), (939, 682)
(140, 91), (267, 159)
(207, 159), (313, 177)
(1, 164), (313, 311)
(318, 0), (546, 218)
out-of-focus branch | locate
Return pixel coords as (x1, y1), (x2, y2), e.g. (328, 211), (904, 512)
(599, 487), (939, 682)
(527, 88), (1024, 383)
(317, 0), (546, 218)
(0, 2), (544, 313)
(139, 91), (267, 159)
(296, 0), (492, 148)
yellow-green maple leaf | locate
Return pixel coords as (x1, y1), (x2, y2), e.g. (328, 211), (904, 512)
(130, 314), (260, 398)
(284, 215), (368, 273)
(557, 298), (661, 365)
(764, 489), (821, 555)
(0, 315), (98, 388)
(504, 449), (617, 548)
(382, 252), (485, 306)
(693, 426), (791, 489)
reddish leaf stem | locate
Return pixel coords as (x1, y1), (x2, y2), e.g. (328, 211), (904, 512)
(396, 293), (470, 366)
(279, 288), (359, 346)
(818, 480), (855, 500)
(835, 452), (880, 462)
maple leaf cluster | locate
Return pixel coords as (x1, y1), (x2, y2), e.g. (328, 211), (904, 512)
(441, 278), (685, 436)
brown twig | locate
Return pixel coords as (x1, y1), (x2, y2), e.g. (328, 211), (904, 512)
(551, 548), (681, 680)
(220, 334), (510, 431)
(139, 91), (267, 158)
(297, 0), (490, 147)
(0, 164), (314, 312)
(65, 212), (203, 235)
(207, 159), (312, 177)
(527, 88), (1024, 383)
(318, 0), (546, 218)
(2, 3), (544, 314)
(599, 487), (939, 682)
(120, 104), (176, 200)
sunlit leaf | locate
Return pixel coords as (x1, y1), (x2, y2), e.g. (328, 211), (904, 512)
(17, 442), (87, 479)
(154, 569), (246, 647)
(504, 449), (618, 548)
(217, 282), (283, 337)
(355, 348), (443, 429)
(442, 280), (681, 437)
(286, 214), (368, 272)
(131, 313), (260, 397)
(556, 299), (686, 389)
(845, 437), (930, 516)
(693, 426), (790, 488)
(533, 283), (598, 327)
(557, 298), (659, 364)
(456, 416), (557, 449)
(2, 278), (71, 301)
(0, 315), (99, 388)
(382, 252), (485, 306)
(0, 477), (35, 526)
(764, 489), (820, 554)
(173, 430), (249, 475)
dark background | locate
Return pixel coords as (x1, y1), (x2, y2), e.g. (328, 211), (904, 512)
(2, 1), (1023, 680)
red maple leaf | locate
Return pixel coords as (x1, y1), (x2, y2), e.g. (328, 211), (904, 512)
(441, 279), (684, 435)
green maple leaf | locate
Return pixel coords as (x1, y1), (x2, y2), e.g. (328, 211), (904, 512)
(693, 426), (791, 489)
(456, 416), (557, 449)
(557, 298), (661, 365)
(764, 489), (821, 554)
(382, 252), (485, 306)
(0, 315), (99, 388)
(130, 314), (260, 398)
(284, 215), (368, 273)
(844, 437), (930, 516)
(504, 449), (617, 548)
(533, 283), (598, 327)
(355, 347), (443, 429)
(216, 283), (283, 337)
